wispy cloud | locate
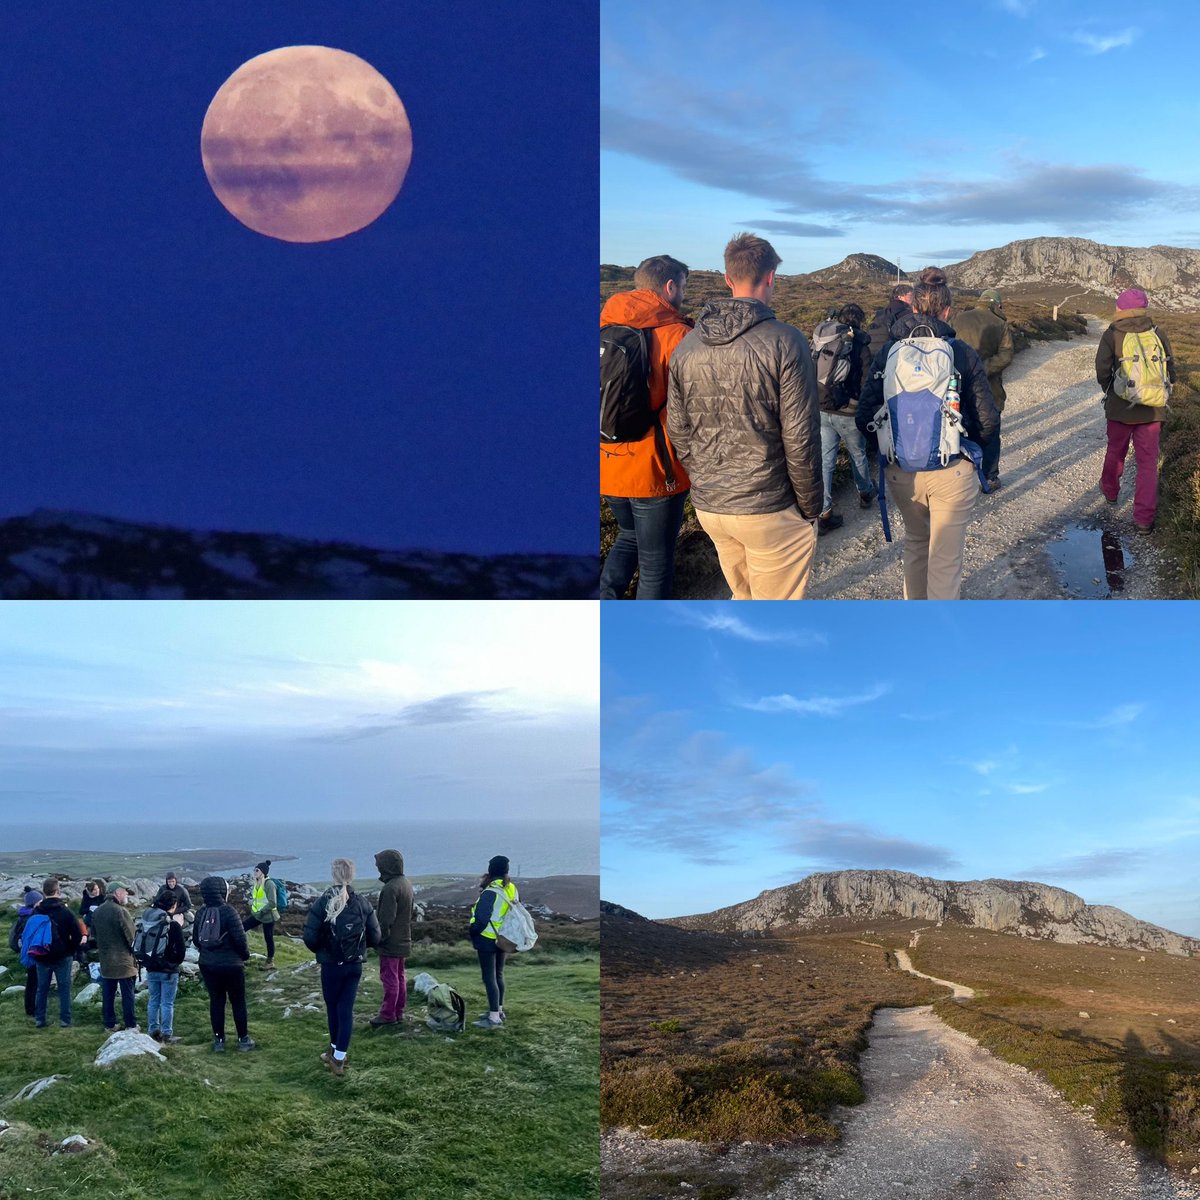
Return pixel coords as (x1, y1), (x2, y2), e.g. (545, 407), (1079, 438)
(973, 759), (1000, 776)
(1008, 782), (1049, 795)
(998, 0), (1035, 15)
(1073, 27), (1139, 54)
(744, 218), (846, 239)
(1063, 702), (1146, 730)
(674, 608), (828, 648)
(298, 690), (510, 742)
(1023, 848), (1148, 880)
(787, 819), (958, 872)
(1027, 46), (1047, 64)
(743, 683), (890, 717)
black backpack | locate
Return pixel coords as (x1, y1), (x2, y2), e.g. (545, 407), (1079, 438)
(600, 324), (655, 443)
(324, 897), (368, 965)
(811, 320), (856, 408)
(195, 906), (225, 951)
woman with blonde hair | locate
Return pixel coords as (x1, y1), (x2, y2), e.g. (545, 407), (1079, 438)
(468, 854), (518, 1030)
(302, 858), (381, 1076)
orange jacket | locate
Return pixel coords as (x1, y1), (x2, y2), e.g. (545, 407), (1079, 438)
(600, 290), (692, 498)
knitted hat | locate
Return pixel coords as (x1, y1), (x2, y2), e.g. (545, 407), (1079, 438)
(23, 889), (43, 907)
(1116, 288), (1147, 310)
(255, 861), (271, 876)
(487, 855), (510, 879)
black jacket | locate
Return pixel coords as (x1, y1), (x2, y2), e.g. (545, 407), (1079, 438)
(1096, 310), (1175, 424)
(302, 888), (382, 965)
(666, 298), (823, 518)
(30, 897), (83, 963)
(866, 297), (913, 363)
(857, 312), (1000, 448)
(192, 877), (250, 969)
(154, 882), (192, 914)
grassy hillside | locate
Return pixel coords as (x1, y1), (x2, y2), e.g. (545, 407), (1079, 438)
(0, 907), (599, 1199)
(0, 850), (289, 877)
(910, 925), (1200, 1167)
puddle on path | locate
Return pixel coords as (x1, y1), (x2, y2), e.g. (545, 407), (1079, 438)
(1046, 524), (1134, 598)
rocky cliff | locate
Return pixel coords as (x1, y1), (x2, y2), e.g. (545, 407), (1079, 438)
(0, 509), (597, 599)
(799, 253), (910, 289)
(669, 870), (1197, 957)
(945, 237), (1200, 310)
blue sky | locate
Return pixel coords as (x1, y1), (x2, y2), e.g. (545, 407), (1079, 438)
(602, 602), (1200, 935)
(602, 0), (1200, 273)
(0, 602), (597, 826)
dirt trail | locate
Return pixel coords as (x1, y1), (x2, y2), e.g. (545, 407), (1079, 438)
(681, 320), (1177, 599)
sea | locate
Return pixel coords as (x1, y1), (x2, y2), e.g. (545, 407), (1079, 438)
(2, 819), (599, 885)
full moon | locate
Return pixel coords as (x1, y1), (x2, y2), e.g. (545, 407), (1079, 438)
(201, 46), (412, 243)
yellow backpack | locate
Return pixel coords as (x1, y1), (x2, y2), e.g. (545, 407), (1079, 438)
(1115, 329), (1171, 408)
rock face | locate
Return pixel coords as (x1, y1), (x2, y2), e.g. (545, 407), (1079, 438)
(944, 237), (1200, 310)
(800, 253), (910, 289)
(669, 870), (1198, 957)
(0, 509), (598, 600)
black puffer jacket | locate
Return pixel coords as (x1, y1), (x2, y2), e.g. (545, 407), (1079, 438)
(192, 876), (250, 969)
(303, 887), (382, 965)
(1096, 310), (1175, 424)
(866, 297), (913, 362)
(666, 299), (823, 518)
(856, 312), (1000, 449)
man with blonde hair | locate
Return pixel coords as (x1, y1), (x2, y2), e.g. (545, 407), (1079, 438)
(667, 233), (822, 599)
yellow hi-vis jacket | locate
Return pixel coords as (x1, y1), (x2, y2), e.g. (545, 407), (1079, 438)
(470, 879), (518, 940)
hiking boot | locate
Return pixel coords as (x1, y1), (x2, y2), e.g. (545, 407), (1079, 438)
(369, 1015), (399, 1028)
(1135, 522), (1154, 535)
(212, 1036), (226, 1053)
(149, 1030), (162, 1042)
(103, 1025), (117, 1033)
(162, 1035), (182, 1044)
(472, 1015), (502, 1030)
(264, 960), (275, 969)
(817, 511), (844, 535)
(320, 1050), (347, 1075)
(986, 476), (1002, 492)
(858, 488), (876, 508)
(237, 1035), (256, 1052)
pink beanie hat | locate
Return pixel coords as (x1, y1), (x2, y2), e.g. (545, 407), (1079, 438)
(1116, 288), (1148, 310)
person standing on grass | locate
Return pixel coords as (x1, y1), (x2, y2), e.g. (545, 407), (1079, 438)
(469, 855), (519, 1030)
(139, 893), (187, 1044)
(9, 888), (43, 1019)
(92, 882), (138, 1032)
(27, 880), (83, 1029)
(303, 858), (381, 1076)
(193, 876), (255, 1053)
(953, 288), (1014, 491)
(667, 233), (823, 600)
(1096, 287), (1176, 534)
(78, 878), (105, 962)
(370, 849), (413, 1028)
(242, 861), (279, 969)
(600, 255), (694, 600)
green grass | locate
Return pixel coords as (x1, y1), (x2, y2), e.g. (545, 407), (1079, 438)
(0, 929), (598, 1198)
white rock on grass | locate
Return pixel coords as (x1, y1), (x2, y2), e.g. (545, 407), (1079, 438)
(74, 982), (101, 1005)
(58, 1134), (89, 1152)
(13, 1075), (68, 1102)
(94, 1030), (165, 1067)
(0, 964), (8, 977)
(2, 985), (24, 997)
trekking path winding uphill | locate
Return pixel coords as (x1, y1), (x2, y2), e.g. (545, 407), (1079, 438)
(680, 320), (1177, 598)
(893, 930), (975, 1000)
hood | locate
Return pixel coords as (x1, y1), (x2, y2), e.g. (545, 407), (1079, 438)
(375, 849), (405, 880)
(695, 298), (776, 346)
(891, 311), (956, 340)
(601, 289), (692, 333)
(141, 907), (168, 929)
(39, 896), (65, 911)
(199, 876), (229, 906)
(1112, 309), (1151, 329)
(887, 297), (913, 322)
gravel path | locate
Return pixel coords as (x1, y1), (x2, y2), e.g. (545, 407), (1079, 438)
(684, 320), (1177, 599)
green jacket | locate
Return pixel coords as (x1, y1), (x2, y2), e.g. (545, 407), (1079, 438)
(953, 304), (1014, 410)
(374, 850), (414, 958)
(91, 896), (137, 979)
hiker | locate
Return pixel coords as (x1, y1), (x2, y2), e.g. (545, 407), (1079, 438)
(137, 893), (187, 1044)
(667, 233), (823, 600)
(371, 849), (414, 1028)
(242, 861), (280, 968)
(78, 878), (105, 961)
(814, 302), (876, 532)
(8, 888), (42, 1018)
(92, 882), (139, 1032)
(865, 282), (914, 363)
(153, 872), (192, 915)
(193, 876), (255, 1052)
(858, 266), (999, 600)
(954, 289), (1014, 490)
(1096, 287), (1175, 533)
(302, 858), (381, 1076)
(600, 254), (694, 599)
(469, 855), (520, 1030)
(25, 881), (83, 1028)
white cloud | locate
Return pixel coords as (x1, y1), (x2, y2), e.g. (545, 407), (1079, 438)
(1009, 782), (1049, 795)
(1073, 28), (1139, 54)
(674, 608), (827, 648)
(998, 0), (1035, 14)
(1060, 702), (1146, 730)
(1027, 46), (1047, 63)
(743, 683), (890, 718)
(973, 759), (1000, 776)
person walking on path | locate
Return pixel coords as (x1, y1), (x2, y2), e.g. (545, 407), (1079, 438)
(26, 880), (83, 1028)
(600, 255), (695, 599)
(469, 855), (520, 1030)
(153, 872), (192, 916)
(954, 288), (1014, 490)
(139, 893), (187, 1044)
(303, 858), (381, 1076)
(1096, 287), (1176, 533)
(193, 876), (255, 1052)
(858, 267), (999, 600)
(91, 882), (138, 1032)
(370, 849), (413, 1028)
(242, 861), (279, 969)
(9, 888), (43, 1019)
(667, 233), (823, 599)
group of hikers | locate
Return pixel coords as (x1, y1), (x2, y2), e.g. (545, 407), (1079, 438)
(600, 233), (1176, 600)
(8, 852), (528, 1076)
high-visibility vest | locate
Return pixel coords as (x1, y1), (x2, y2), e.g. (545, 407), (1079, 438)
(251, 880), (275, 918)
(470, 879), (518, 940)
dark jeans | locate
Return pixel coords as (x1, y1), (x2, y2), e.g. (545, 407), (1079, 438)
(243, 916), (275, 958)
(200, 964), (248, 1039)
(101, 975), (136, 1029)
(473, 937), (508, 1013)
(24, 964), (37, 1016)
(35, 957), (73, 1025)
(321, 961), (363, 1053)
(600, 493), (688, 600)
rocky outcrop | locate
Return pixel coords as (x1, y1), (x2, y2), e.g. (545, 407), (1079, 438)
(0, 509), (598, 600)
(945, 237), (1200, 310)
(669, 870), (1198, 957)
(800, 253), (910, 289)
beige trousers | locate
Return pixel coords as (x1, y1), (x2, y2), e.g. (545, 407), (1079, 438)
(695, 505), (817, 600)
(885, 458), (977, 600)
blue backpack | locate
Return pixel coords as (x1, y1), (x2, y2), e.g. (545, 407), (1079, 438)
(273, 878), (288, 911)
(20, 913), (55, 967)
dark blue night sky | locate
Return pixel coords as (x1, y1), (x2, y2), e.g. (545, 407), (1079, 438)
(4, 5), (596, 554)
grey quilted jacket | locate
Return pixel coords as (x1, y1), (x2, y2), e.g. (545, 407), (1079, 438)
(666, 299), (823, 518)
